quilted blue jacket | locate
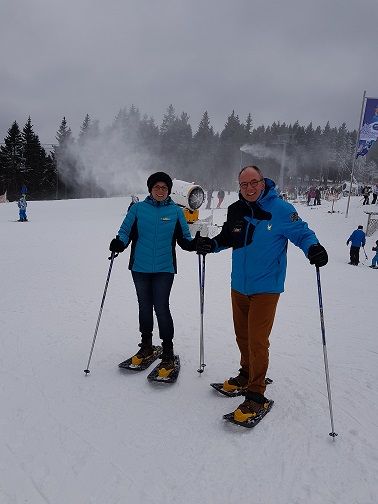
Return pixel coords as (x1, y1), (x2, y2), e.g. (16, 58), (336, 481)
(212, 179), (319, 295)
(117, 196), (195, 273)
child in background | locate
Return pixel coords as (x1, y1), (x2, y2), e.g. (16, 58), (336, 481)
(17, 195), (28, 222)
(370, 240), (378, 269)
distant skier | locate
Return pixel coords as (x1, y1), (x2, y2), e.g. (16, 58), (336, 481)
(17, 195), (28, 222)
(216, 189), (225, 208)
(314, 187), (321, 205)
(362, 186), (371, 205)
(205, 189), (213, 209)
(371, 184), (378, 205)
(347, 225), (366, 265)
(370, 240), (378, 269)
(307, 187), (316, 205)
(127, 194), (139, 211)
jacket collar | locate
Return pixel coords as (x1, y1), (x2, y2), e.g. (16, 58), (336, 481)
(145, 195), (173, 207)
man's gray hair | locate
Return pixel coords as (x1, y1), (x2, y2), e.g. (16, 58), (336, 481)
(238, 165), (263, 180)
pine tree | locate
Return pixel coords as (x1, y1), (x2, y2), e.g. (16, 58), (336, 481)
(139, 115), (160, 155)
(54, 117), (76, 198)
(217, 111), (246, 187)
(22, 116), (46, 194)
(78, 114), (91, 146)
(160, 105), (179, 175)
(0, 121), (24, 198)
(192, 111), (217, 186)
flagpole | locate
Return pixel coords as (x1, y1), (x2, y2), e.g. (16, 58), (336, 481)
(345, 90), (366, 218)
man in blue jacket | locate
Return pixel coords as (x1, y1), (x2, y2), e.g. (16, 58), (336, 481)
(347, 225), (366, 266)
(197, 165), (328, 423)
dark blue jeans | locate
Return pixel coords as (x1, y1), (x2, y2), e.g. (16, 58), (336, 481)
(131, 271), (175, 346)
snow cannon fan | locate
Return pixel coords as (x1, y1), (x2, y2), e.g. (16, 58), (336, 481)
(171, 179), (205, 223)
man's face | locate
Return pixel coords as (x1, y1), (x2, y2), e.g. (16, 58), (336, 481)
(151, 182), (169, 201)
(239, 168), (265, 202)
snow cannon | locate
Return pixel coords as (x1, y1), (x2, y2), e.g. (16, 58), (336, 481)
(171, 179), (205, 223)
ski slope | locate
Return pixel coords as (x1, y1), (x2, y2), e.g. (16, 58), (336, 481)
(1, 193), (377, 504)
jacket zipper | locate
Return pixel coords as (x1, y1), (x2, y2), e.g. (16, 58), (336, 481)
(153, 204), (159, 272)
(243, 205), (253, 293)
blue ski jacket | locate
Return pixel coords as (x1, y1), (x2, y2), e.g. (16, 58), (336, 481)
(18, 197), (27, 210)
(211, 179), (319, 295)
(347, 229), (366, 248)
(117, 196), (195, 273)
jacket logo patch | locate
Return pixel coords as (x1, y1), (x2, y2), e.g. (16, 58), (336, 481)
(232, 226), (242, 233)
(290, 212), (299, 222)
(267, 224), (272, 231)
(161, 217), (171, 221)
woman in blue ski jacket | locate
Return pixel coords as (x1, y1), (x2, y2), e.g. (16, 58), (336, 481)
(109, 172), (197, 374)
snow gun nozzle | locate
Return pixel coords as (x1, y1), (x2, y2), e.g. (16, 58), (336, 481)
(84, 369), (90, 375)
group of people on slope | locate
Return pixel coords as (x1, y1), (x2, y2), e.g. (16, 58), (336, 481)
(109, 168), (328, 421)
(347, 225), (378, 268)
(362, 184), (378, 206)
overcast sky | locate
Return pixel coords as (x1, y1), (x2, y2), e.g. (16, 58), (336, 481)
(1, 0), (377, 146)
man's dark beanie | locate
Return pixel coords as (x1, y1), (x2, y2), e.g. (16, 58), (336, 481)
(147, 172), (173, 194)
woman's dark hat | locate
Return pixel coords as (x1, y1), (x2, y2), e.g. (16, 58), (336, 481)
(147, 172), (173, 194)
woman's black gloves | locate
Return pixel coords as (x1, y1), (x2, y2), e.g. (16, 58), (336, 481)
(109, 236), (126, 253)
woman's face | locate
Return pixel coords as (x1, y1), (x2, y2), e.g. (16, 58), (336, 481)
(151, 182), (169, 201)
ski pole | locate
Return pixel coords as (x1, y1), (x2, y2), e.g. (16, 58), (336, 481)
(84, 251), (118, 375)
(197, 253), (206, 374)
(363, 246), (368, 260)
(315, 266), (338, 439)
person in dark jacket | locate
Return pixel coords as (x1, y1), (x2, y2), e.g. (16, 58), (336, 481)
(362, 186), (371, 205)
(314, 187), (321, 205)
(216, 189), (225, 208)
(196, 165), (328, 423)
(109, 172), (197, 375)
(347, 225), (366, 265)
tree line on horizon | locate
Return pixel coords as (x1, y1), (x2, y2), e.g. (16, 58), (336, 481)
(1, 105), (377, 201)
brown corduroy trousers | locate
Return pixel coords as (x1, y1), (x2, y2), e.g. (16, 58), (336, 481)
(231, 290), (280, 395)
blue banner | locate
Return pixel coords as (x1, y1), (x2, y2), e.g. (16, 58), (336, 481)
(356, 97), (378, 158)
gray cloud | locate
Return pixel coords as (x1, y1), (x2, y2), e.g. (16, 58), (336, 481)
(1, 0), (377, 145)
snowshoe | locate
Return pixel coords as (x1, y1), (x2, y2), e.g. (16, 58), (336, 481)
(210, 377), (273, 397)
(223, 398), (274, 428)
(147, 355), (180, 383)
(118, 345), (162, 371)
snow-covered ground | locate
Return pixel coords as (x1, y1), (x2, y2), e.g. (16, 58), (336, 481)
(1, 193), (377, 504)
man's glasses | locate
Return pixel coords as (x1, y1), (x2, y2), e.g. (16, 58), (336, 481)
(239, 179), (263, 189)
(152, 185), (169, 191)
